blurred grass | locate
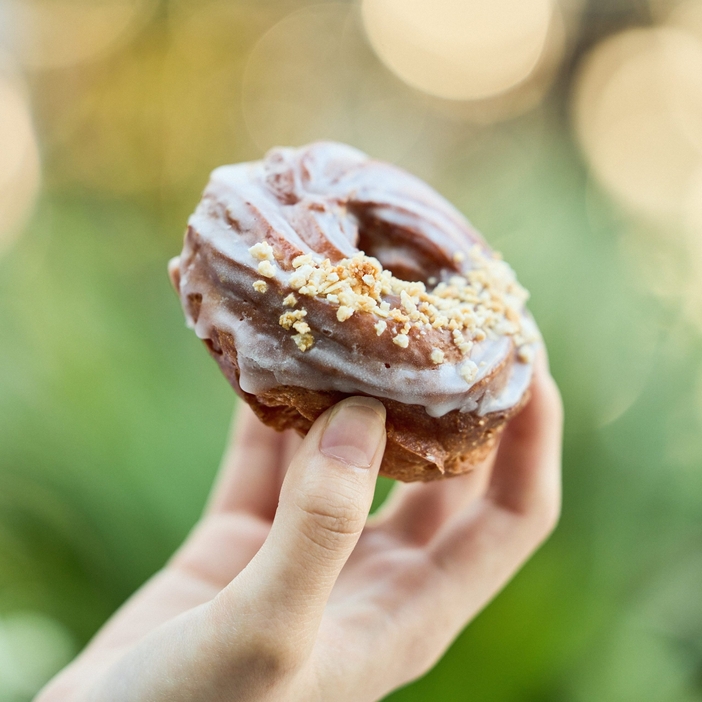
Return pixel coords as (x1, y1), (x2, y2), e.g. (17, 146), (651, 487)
(0, 197), (233, 637)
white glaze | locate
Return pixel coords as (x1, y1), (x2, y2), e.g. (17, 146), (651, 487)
(176, 142), (538, 417)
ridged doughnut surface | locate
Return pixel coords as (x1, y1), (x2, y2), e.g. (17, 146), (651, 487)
(170, 142), (539, 481)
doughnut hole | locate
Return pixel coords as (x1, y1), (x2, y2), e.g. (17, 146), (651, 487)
(353, 209), (455, 286)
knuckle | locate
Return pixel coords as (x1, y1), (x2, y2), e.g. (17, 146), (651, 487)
(295, 490), (366, 552)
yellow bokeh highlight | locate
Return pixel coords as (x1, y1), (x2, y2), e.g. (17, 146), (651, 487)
(0, 76), (40, 257)
(242, 4), (426, 161)
(24, 1), (267, 197)
(574, 27), (702, 221)
(361, 0), (554, 101)
(6, 0), (156, 69)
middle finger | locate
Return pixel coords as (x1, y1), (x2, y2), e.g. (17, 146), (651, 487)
(367, 448), (498, 545)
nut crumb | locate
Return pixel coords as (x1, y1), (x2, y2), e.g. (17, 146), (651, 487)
(452, 329), (472, 355)
(292, 332), (314, 351)
(393, 333), (409, 348)
(283, 293), (297, 307)
(249, 242), (274, 261)
(252, 280), (268, 293)
(337, 305), (354, 322)
(430, 348), (444, 364)
(279, 309), (307, 330)
(292, 254), (313, 268)
(257, 260), (276, 278)
(459, 360), (478, 384)
(374, 320), (387, 336)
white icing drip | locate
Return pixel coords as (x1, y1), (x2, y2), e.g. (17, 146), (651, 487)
(477, 349), (535, 416)
(190, 295), (531, 417)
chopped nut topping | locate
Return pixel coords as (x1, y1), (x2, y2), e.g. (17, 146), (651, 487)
(400, 290), (417, 315)
(279, 309), (307, 330)
(252, 280), (268, 293)
(249, 242), (274, 261)
(292, 332), (314, 351)
(257, 260), (276, 278)
(273, 245), (534, 367)
(292, 254), (313, 268)
(459, 360), (478, 384)
(280, 308), (315, 351)
(430, 348), (445, 364)
(337, 305), (354, 322)
(452, 329), (472, 355)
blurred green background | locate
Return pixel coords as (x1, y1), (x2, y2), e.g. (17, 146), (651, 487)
(1, 0), (702, 699)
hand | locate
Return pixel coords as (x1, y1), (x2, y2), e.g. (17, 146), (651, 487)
(38, 355), (562, 702)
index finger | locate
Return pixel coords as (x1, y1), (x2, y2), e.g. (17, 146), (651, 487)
(207, 404), (301, 520)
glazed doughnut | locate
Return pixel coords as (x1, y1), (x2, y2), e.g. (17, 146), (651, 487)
(169, 142), (539, 482)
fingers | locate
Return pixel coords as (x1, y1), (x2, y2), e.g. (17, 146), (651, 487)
(369, 450), (497, 545)
(206, 404), (294, 521)
(485, 350), (563, 520)
(426, 355), (563, 616)
(357, 352), (560, 551)
(219, 396), (387, 642)
(163, 407), (300, 597)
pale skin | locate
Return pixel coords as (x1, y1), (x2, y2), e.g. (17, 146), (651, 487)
(38, 352), (562, 702)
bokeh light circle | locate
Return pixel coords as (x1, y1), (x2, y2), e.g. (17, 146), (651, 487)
(242, 3), (425, 161)
(574, 27), (702, 221)
(0, 76), (40, 258)
(361, 0), (554, 101)
(3, 0), (156, 70)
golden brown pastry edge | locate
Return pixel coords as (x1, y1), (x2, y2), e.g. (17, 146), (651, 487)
(206, 328), (530, 482)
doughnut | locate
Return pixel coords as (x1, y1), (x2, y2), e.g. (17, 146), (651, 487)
(169, 142), (539, 482)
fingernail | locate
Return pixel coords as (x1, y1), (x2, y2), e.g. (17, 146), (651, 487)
(320, 397), (386, 468)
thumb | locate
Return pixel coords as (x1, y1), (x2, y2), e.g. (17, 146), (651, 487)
(227, 396), (386, 641)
